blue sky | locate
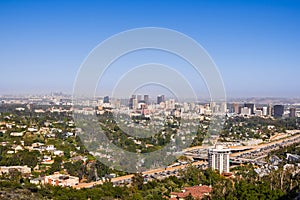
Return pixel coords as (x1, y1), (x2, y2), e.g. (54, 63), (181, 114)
(0, 0), (299, 97)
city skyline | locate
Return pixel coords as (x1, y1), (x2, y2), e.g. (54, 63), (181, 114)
(0, 0), (300, 97)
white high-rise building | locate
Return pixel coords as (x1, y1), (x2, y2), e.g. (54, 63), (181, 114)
(220, 102), (227, 113)
(133, 98), (138, 110)
(262, 106), (268, 116)
(208, 145), (230, 173)
(241, 107), (251, 116)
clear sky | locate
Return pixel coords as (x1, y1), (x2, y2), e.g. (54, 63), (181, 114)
(0, 0), (299, 97)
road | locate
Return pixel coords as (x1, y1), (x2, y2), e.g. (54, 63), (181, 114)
(73, 161), (207, 189)
(74, 131), (300, 189)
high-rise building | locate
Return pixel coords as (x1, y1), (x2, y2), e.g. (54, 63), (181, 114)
(208, 145), (230, 174)
(157, 95), (165, 104)
(129, 97), (134, 109)
(241, 107), (251, 116)
(144, 95), (149, 104)
(103, 96), (109, 103)
(133, 98), (138, 110)
(268, 104), (272, 116)
(262, 106), (268, 116)
(290, 108), (296, 118)
(233, 103), (240, 114)
(244, 103), (255, 114)
(273, 105), (284, 118)
(220, 102), (227, 113)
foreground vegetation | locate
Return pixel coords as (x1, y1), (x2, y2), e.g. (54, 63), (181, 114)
(1, 158), (300, 200)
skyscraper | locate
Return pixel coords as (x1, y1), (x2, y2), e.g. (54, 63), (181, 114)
(233, 103), (240, 114)
(262, 106), (268, 116)
(268, 104), (272, 116)
(133, 98), (138, 110)
(103, 96), (109, 103)
(157, 95), (165, 104)
(290, 108), (296, 118)
(129, 96), (136, 109)
(220, 102), (227, 113)
(240, 107), (251, 116)
(208, 145), (230, 174)
(273, 105), (284, 118)
(244, 103), (255, 114)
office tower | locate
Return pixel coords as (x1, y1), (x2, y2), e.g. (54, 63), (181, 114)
(133, 98), (138, 110)
(244, 103), (255, 114)
(262, 106), (268, 116)
(129, 95), (138, 109)
(208, 145), (230, 173)
(103, 96), (109, 103)
(144, 95), (149, 104)
(129, 97), (134, 109)
(273, 105), (284, 118)
(268, 104), (272, 116)
(290, 108), (296, 118)
(220, 102), (227, 113)
(233, 103), (240, 114)
(157, 95), (165, 104)
(241, 107), (251, 116)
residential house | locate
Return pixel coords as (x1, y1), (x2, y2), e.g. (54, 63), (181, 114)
(10, 132), (24, 137)
(0, 165), (31, 175)
(44, 172), (79, 187)
(170, 185), (212, 200)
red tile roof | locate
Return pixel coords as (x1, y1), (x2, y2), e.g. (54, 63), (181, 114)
(170, 185), (212, 199)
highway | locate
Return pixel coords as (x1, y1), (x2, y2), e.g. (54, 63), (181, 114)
(74, 132), (300, 189)
(73, 161), (207, 189)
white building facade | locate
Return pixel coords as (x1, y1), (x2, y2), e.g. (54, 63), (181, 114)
(208, 145), (230, 173)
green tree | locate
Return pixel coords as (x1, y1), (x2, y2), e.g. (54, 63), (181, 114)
(132, 173), (144, 190)
(48, 156), (62, 174)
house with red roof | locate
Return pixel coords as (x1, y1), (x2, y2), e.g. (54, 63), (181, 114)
(170, 185), (212, 200)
